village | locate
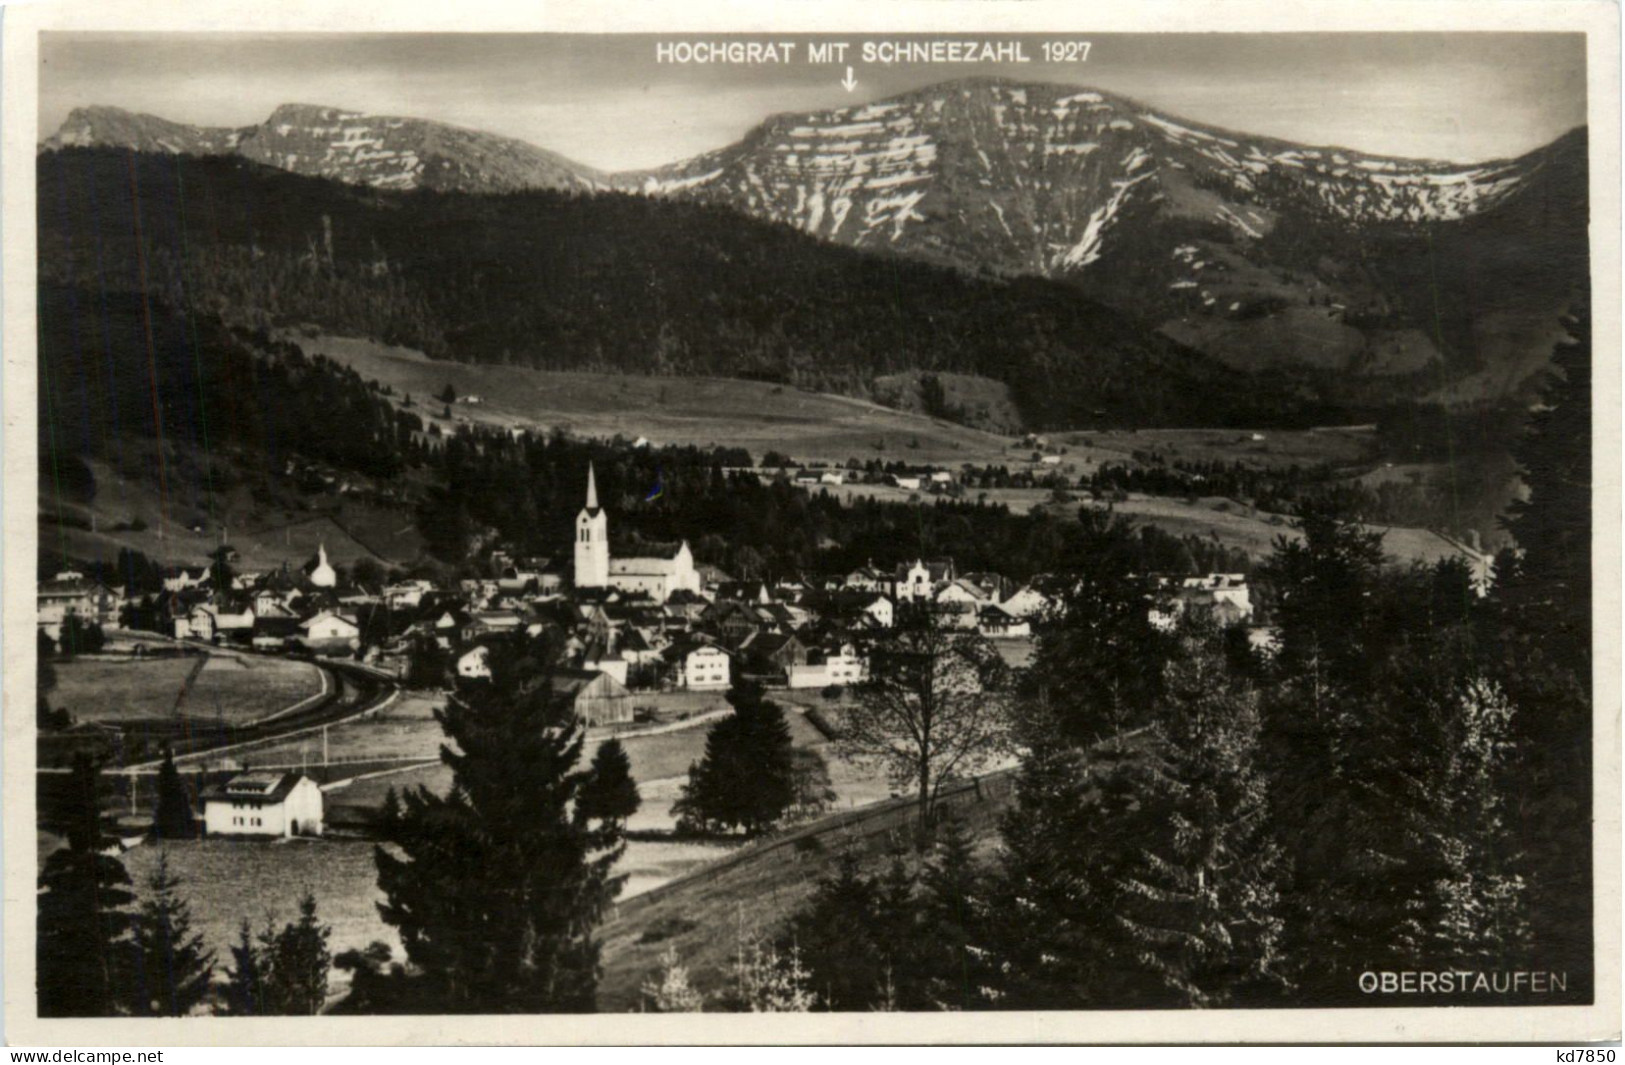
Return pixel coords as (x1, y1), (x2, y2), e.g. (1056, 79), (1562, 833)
(37, 461), (1259, 843)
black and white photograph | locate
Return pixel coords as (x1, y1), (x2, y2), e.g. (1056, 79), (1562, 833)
(6, 0), (1619, 1045)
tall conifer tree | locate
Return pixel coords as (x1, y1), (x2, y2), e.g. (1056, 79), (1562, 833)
(127, 853), (216, 1015)
(374, 644), (624, 1011)
(37, 755), (135, 1016)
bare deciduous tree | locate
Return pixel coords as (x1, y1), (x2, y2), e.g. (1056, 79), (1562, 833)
(838, 607), (1011, 827)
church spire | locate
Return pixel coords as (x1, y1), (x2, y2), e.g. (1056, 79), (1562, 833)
(586, 461), (599, 511)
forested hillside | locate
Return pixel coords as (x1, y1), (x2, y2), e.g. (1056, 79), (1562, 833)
(42, 147), (1371, 431)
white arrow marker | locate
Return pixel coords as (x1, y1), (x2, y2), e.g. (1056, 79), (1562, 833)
(841, 66), (858, 92)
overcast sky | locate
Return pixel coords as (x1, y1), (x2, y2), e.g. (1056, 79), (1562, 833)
(40, 32), (1587, 171)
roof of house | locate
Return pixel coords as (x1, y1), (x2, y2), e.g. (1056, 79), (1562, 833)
(38, 577), (103, 599)
(202, 771), (312, 805)
(299, 611), (358, 631)
(664, 637), (732, 662)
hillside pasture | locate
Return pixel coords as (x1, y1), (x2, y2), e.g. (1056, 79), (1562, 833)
(45, 456), (426, 573)
(301, 333), (1031, 468)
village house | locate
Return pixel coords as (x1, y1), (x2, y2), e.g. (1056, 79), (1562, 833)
(894, 560), (933, 602)
(578, 633), (630, 686)
(1149, 574), (1254, 632)
(933, 581), (988, 630)
(384, 579), (434, 609)
(893, 558), (955, 602)
(739, 630), (808, 682)
(978, 604), (1031, 639)
(176, 602), (256, 642)
(664, 640), (732, 690)
(299, 611), (361, 652)
(162, 567), (211, 594)
(203, 771), (324, 839)
(37, 572), (122, 639)
(787, 642), (866, 689)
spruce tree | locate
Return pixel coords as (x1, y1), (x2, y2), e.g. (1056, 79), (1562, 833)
(787, 747), (837, 822)
(995, 629), (1286, 1008)
(127, 853), (216, 1015)
(916, 814), (998, 1010)
(1107, 631), (1287, 1006)
(224, 918), (270, 1016)
(579, 738), (640, 831)
(373, 644), (625, 1011)
(783, 853), (889, 1011)
(151, 748), (197, 840)
(1491, 300), (1593, 991)
(37, 755), (136, 1016)
(672, 681), (795, 836)
(1024, 509), (1173, 745)
(265, 892), (332, 1015)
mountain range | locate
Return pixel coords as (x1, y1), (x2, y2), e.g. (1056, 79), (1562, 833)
(46, 102), (605, 193)
(40, 78), (1588, 410)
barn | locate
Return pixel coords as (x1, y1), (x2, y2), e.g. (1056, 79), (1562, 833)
(551, 668), (634, 727)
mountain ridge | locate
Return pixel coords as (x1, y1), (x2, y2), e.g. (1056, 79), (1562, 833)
(44, 102), (607, 193)
(39, 81), (1589, 404)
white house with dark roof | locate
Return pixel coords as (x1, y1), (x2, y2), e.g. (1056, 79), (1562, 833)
(203, 771), (324, 838)
(299, 611), (360, 651)
(665, 640), (732, 690)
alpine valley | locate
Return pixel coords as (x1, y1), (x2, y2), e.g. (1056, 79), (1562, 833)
(39, 77), (1587, 427)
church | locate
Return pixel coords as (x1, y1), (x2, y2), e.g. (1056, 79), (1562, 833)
(574, 463), (701, 604)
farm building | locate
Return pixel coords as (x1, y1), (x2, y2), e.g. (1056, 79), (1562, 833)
(203, 771), (324, 838)
(550, 668), (633, 726)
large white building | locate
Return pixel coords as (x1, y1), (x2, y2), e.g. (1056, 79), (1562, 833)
(573, 462), (700, 603)
(203, 771), (324, 838)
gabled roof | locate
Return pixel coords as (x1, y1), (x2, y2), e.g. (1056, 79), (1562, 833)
(202, 771), (312, 805)
(38, 576), (112, 598)
(613, 540), (686, 561)
(664, 637), (732, 662)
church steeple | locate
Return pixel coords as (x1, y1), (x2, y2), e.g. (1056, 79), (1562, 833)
(575, 462), (609, 588)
